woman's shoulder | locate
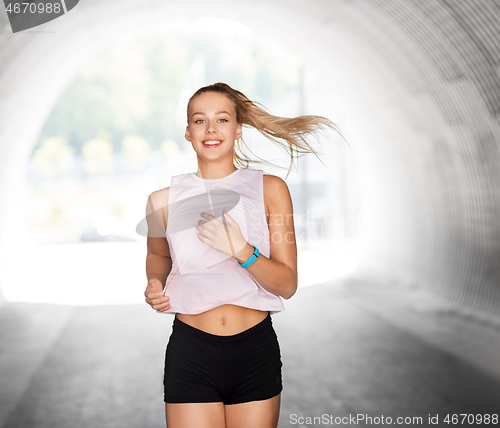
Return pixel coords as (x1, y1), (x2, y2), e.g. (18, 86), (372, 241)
(150, 186), (169, 198)
(263, 173), (289, 194)
(148, 186), (170, 211)
(263, 173), (292, 217)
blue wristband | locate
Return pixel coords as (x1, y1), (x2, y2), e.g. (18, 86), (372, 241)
(238, 245), (259, 268)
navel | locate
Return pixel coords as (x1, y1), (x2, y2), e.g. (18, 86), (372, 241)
(221, 317), (225, 326)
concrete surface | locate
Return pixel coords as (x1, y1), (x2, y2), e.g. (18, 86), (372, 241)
(1, 272), (499, 428)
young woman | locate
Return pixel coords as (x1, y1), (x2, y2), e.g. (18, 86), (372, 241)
(144, 82), (340, 428)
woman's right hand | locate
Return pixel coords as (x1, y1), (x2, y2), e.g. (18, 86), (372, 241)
(144, 278), (171, 312)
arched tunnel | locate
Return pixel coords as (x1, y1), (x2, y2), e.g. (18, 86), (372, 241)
(1, 1), (500, 427)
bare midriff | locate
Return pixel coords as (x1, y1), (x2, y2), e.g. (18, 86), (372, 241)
(175, 304), (269, 335)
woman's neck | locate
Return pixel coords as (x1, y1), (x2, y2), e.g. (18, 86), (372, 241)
(195, 164), (238, 180)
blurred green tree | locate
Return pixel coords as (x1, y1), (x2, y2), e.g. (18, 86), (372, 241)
(33, 27), (300, 165)
(32, 137), (74, 179)
(82, 137), (114, 175)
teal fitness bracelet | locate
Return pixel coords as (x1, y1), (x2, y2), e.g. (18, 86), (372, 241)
(238, 245), (259, 268)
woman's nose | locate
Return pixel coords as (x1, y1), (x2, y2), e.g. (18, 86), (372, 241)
(206, 121), (218, 132)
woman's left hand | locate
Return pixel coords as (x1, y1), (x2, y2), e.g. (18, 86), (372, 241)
(196, 209), (247, 258)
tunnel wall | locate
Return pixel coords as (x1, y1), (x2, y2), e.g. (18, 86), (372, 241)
(331, 0), (500, 319)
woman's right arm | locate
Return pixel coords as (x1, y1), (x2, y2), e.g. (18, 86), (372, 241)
(145, 189), (172, 312)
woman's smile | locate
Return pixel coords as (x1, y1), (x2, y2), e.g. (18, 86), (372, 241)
(203, 139), (223, 148)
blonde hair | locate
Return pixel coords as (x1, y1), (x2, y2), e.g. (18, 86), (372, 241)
(187, 82), (348, 179)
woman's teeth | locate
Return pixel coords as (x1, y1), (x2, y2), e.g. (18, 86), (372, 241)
(204, 140), (221, 146)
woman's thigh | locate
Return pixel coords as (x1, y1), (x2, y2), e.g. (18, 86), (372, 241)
(165, 402), (225, 428)
(224, 393), (281, 428)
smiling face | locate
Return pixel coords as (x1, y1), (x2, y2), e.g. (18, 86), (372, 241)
(185, 91), (242, 162)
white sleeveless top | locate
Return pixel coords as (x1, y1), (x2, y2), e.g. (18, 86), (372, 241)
(159, 167), (285, 315)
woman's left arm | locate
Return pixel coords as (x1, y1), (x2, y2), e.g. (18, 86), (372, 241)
(234, 175), (298, 299)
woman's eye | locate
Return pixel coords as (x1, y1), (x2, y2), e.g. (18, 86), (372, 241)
(193, 118), (227, 124)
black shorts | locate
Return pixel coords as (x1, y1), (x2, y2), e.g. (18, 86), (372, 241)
(163, 311), (283, 404)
